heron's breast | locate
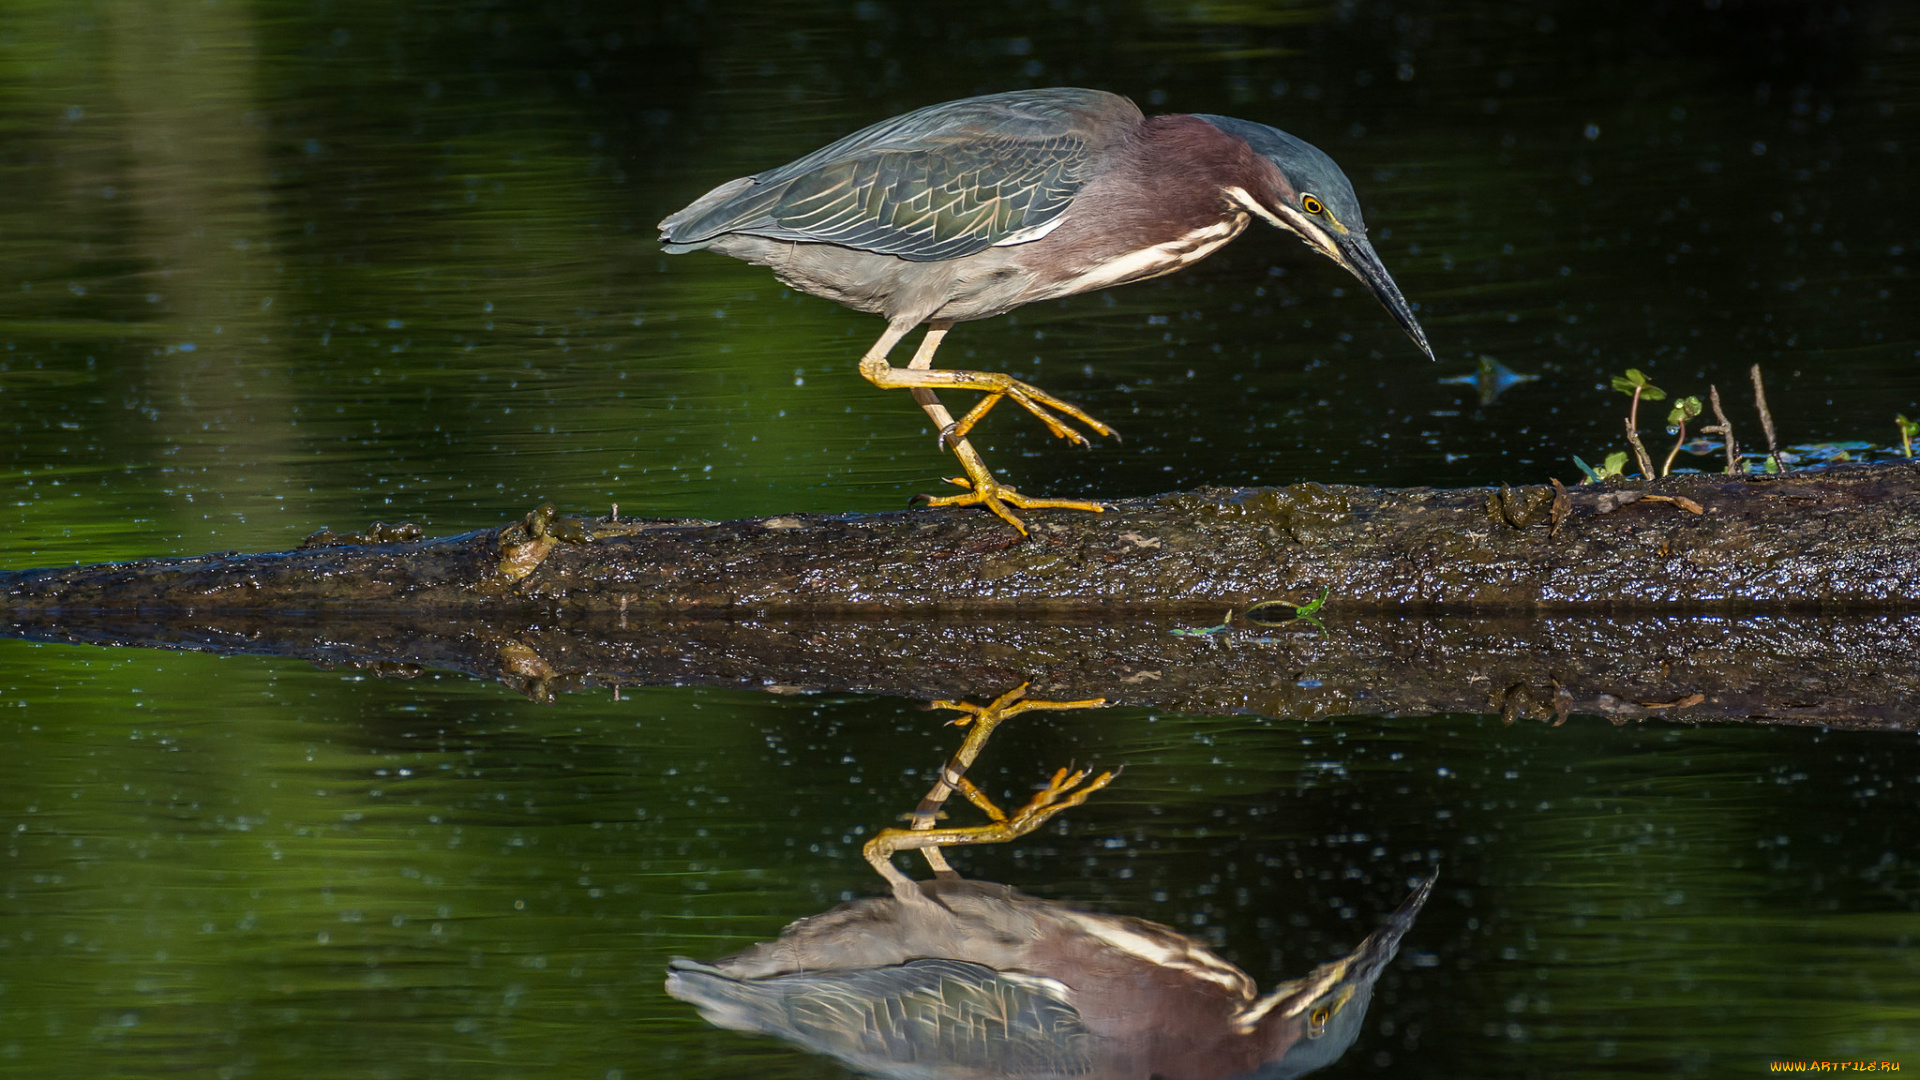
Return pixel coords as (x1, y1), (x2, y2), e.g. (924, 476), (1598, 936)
(1037, 213), (1250, 299)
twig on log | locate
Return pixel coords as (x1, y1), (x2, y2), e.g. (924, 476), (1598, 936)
(1702, 384), (1739, 475)
(1751, 364), (1784, 473)
(1625, 415), (1657, 481)
(1638, 494), (1705, 514)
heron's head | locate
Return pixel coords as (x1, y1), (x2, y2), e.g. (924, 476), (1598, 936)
(1197, 114), (1435, 363)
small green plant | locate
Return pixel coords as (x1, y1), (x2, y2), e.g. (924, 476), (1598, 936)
(1592, 366), (1803, 479)
(1660, 395), (1703, 476)
(1571, 451), (1629, 484)
(1290, 588), (1336, 638)
(1898, 414), (1917, 458)
(1611, 369), (1666, 479)
(1291, 587), (1330, 619)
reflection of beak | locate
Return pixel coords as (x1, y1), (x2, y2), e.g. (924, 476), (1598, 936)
(1289, 866), (1439, 1017)
(1235, 868), (1438, 1047)
(1330, 232), (1436, 363)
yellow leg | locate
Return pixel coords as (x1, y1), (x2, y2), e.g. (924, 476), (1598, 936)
(859, 322), (1114, 535)
(882, 322), (1118, 448)
(864, 683), (1111, 891)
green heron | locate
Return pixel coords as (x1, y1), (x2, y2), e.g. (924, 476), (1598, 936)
(667, 686), (1436, 1079)
(661, 88), (1435, 533)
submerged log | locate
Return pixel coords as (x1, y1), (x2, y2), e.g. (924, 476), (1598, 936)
(3, 461), (1917, 613)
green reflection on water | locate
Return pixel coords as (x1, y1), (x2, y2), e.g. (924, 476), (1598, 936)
(4, 645), (1918, 1077)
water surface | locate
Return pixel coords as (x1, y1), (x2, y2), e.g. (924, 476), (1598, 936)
(3, 1), (1917, 1076)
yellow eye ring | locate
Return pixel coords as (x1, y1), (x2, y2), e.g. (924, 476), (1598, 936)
(1302, 195), (1324, 215)
(1309, 1006), (1330, 1031)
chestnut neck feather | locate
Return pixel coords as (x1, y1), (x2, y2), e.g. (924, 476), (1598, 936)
(1018, 113), (1291, 285)
(1106, 115), (1288, 233)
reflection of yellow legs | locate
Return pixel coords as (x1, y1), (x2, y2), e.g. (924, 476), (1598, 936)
(863, 683), (1113, 892)
(859, 321), (1114, 535)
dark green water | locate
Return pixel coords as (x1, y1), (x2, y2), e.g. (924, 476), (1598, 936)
(3, 1), (1917, 1076)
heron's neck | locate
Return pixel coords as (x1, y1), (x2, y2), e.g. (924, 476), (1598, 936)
(1122, 114), (1273, 222)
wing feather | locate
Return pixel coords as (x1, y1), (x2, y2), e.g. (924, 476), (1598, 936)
(660, 89), (1138, 262)
(668, 957), (1094, 1075)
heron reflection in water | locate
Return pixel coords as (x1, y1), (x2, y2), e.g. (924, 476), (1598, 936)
(668, 686), (1437, 1079)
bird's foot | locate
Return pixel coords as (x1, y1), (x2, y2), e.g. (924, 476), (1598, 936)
(914, 476), (1107, 535)
(932, 683), (1109, 731)
(939, 376), (1118, 450)
(920, 683), (1107, 826)
(863, 682), (1111, 889)
(862, 763), (1117, 886)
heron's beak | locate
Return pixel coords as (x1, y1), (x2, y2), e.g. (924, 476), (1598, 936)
(1330, 232), (1435, 362)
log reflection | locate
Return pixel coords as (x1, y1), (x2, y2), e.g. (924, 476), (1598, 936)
(668, 691), (1436, 1080)
(8, 608), (1916, 728)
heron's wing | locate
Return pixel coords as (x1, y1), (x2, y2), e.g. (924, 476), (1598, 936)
(667, 956), (1095, 1078)
(661, 89), (1139, 262)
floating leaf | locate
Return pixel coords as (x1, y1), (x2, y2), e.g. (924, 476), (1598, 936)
(1781, 441), (1875, 465)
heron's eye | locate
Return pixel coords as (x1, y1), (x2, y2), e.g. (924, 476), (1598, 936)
(1308, 1006), (1331, 1036)
(1301, 195), (1324, 215)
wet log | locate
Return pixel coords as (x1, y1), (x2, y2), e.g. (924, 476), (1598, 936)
(3, 462), (1917, 614)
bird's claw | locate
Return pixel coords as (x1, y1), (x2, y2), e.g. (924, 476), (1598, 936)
(945, 380), (1118, 450)
(907, 477), (979, 509)
(916, 474), (1108, 535)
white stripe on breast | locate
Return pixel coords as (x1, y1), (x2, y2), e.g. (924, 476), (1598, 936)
(1056, 910), (1256, 996)
(1047, 215), (1249, 297)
